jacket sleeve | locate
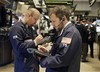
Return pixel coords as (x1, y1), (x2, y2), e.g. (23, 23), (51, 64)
(40, 31), (82, 68)
(9, 26), (37, 57)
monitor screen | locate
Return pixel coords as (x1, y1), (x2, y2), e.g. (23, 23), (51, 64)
(44, 0), (73, 5)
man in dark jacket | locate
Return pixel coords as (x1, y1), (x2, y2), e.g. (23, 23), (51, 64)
(86, 19), (96, 58)
(76, 18), (89, 62)
(38, 6), (82, 72)
(9, 8), (43, 72)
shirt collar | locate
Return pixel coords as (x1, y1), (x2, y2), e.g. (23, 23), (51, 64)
(59, 21), (71, 36)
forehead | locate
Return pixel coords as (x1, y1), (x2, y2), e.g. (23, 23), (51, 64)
(32, 12), (40, 20)
(27, 9), (40, 16)
(34, 13), (39, 18)
(50, 14), (58, 20)
(34, 10), (40, 16)
(50, 14), (56, 17)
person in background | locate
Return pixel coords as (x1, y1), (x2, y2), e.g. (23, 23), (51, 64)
(12, 14), (19, 25)
(38, 5), (82, 72)
(86, 18), (96, 58)
(79, 18), (89, 62)
(9, 8), (43, 72)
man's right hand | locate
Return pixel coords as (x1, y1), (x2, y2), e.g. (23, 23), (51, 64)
(34, 34), (43, 45)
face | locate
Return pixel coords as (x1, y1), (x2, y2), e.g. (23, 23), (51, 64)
(28, 14), (40, 26)
(50, 14), (63, 31)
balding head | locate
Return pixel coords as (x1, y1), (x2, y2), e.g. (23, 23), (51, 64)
(22, 8), (40, 26)
(27, 8), (40, 19)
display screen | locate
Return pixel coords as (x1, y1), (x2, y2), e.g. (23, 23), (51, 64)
(44, 0), (73, 5)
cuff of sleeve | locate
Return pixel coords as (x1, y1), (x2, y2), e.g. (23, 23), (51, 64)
(34, 40), (37, 46)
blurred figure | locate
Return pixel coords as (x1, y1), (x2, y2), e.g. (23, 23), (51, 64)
(86, 19), (96, 58)
(38, 5), (82, 72)
(80, 18), (89, 62)
(12, 14), (19, 25)
(76, 18), (89, 62)
(9, 8), (43, 72)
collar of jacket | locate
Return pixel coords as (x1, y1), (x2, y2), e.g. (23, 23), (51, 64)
(59, 21), (72, 36)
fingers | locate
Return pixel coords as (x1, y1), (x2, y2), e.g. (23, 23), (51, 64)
(38, 45), (48, 53)
(42, 43), (49, 47)
(34, 34), (43, 45)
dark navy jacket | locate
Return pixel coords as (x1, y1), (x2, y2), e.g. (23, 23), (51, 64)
(40, 23), (82, 72)
(75, 23), (89, 43)
(9, 21), (39, 72)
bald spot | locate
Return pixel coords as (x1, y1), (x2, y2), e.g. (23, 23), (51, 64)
(26, 8), (40, 19)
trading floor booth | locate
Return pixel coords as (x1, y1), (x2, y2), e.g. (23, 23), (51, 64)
(0, 30), (13, 66)
(0, 1), (13, 66)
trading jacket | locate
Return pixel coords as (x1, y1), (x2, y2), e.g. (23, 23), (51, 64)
(75, 23), (89, 43)
(40, 23), (82, 72)
(9, 21), (39, 72)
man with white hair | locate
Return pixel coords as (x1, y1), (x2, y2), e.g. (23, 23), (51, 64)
(9, 8), (43, 72)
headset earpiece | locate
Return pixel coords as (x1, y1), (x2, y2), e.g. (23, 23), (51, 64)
(56, 17), (65, 27)
(61, 18), (65, 21)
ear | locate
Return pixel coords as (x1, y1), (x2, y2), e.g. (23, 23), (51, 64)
(61, 18), (65, 21)
(63, 15), (67, 21)
(61, 16), (66, 21)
